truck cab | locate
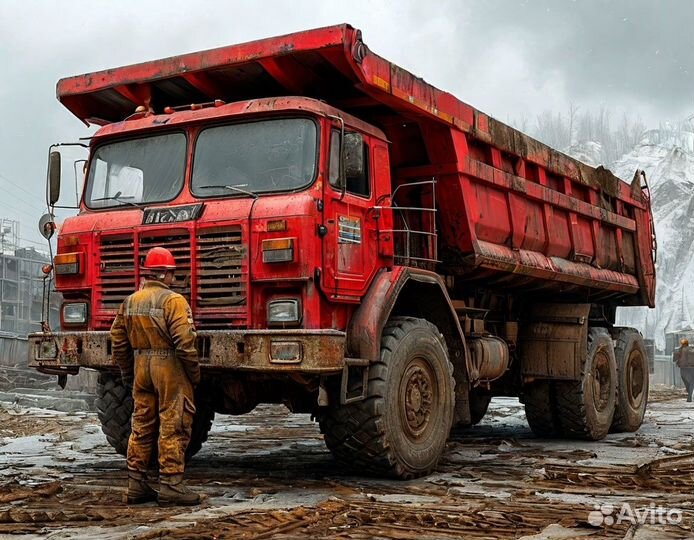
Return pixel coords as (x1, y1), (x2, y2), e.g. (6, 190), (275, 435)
(55, 98), (391, 338)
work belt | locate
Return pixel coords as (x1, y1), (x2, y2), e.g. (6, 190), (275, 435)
(135, 349), (176, 358)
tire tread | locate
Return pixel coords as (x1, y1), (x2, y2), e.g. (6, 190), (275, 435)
(95, 372), (214, 460)
(611, 328), (649, 433)
(320, 317), (454, 479)
(524, 381), (559, 437)
(555, 327), (616, 440)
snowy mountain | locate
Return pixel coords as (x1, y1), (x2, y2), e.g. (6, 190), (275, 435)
(566, 140), (605, 167)
(600, 122), (694, 351)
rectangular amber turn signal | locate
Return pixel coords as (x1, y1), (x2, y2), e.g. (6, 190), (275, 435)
(54, 252), (82, 275)
(262, 238), (295, 263)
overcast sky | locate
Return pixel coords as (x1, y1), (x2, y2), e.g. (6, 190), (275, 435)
(0, 0), (692, 246)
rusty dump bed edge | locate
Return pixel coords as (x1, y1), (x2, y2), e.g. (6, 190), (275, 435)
(58, 23), (631, 199)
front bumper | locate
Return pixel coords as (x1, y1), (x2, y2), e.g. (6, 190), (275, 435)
(28, 329), (346, 374)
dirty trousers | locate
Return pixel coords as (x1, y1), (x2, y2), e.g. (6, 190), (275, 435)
(127, 354), (196, 475)
(681, 367), (694, 402)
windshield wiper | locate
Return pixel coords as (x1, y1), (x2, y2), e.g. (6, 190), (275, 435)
(198, 184), (258, 199)
(92, 191), (146, 209)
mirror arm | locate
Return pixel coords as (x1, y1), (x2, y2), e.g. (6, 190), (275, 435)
(51, 142), (89, 149)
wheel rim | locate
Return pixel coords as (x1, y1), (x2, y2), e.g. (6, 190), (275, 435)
(625, 349), (646, 408)
(399, 357), (437, 441)
(591, 348), (612, 413)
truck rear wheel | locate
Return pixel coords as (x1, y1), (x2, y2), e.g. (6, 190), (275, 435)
(95, 372), (214, 461)
(523, 381), (560, 437)
(611, 329), (649, 433)
(320, 317), (455, 479)
(469, 390), (492, 425)
(555, 328), (617, 440)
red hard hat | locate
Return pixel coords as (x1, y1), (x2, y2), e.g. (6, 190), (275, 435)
(143, 247), (176, 270)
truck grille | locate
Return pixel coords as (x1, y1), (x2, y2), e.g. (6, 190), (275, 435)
(139, 231), (192, 301)
(98, 235), (136, 311)
(95, 227), (248, 328)
(196, 227), (247, 308)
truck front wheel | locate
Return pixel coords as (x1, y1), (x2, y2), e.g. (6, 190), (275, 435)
(320, 317), (455, 479)
(95, 372), (214, 461)
(95, 372), (133, 455)
(555, 327), (617, 440)
(611, 329), (649, 432)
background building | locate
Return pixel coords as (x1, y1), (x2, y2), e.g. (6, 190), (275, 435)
(0, 220), (51, 335)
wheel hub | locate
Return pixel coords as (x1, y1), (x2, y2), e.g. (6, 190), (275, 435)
(401, 360), (435, 439)
(626, 351), (645, 408)
(409, 385), (423, 412)
(591, 350), (611, 412)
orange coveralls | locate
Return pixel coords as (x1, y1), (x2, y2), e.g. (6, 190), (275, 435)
(110, 281), (200, 475)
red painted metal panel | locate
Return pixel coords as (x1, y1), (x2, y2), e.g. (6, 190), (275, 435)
(55, 24), (655, 306)
(58, 25), (349, 98)
(474, 241), (639, 294)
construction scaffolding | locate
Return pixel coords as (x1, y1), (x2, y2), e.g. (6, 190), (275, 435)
(0, 220), (50, 335)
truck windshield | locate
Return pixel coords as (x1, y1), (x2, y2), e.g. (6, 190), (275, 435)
(191, 118), (317, 197)
(85, 133), (186, 208)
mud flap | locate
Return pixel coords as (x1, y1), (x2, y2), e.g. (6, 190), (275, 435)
(340, 358), (369, 404)
(520, 303), (590, 381)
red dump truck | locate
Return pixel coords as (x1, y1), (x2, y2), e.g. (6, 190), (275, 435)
(30, 24), (656, 478)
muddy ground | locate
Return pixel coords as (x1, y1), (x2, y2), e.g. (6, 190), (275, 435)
(0, 387), (692, 539)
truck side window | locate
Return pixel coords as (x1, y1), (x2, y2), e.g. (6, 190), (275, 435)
(328, 130), (370, 198)
(347, 142), (370, 197)
(329, 130), (340, 186)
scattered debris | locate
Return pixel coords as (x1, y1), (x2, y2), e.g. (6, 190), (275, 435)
(0, 389), (692, 538)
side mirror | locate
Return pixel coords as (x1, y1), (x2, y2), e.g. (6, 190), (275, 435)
(38, 213), (56, 240)
(48, 151), (62, 206)
(343, 132), (364, 179)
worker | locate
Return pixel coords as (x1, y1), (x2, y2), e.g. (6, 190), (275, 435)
(110, 246), (201, 506)
(674, 338), (694, 403)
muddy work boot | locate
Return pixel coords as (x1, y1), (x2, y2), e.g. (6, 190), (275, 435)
(126, 470), (158, 504)
(158, 474), (201, 506)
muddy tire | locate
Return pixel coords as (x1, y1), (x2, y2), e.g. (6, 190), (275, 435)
(469, 391), (492, 425)
(96, 372), (133, 455)
(611, 329), (649, 433)
(320, 317), (455, 479)
(186, 390), (215, 459)
(524, 381), (559, 437)
(555, 328), (617, 440)
(95, 372), (214, 461)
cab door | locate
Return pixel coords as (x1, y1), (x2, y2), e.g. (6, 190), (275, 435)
(321, 129), (378, 300)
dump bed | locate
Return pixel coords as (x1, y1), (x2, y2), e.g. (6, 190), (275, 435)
(57, 24), (656, 307)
